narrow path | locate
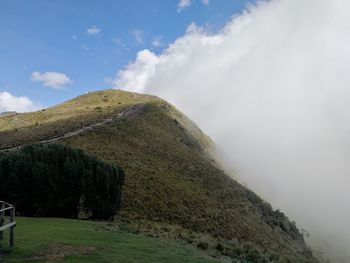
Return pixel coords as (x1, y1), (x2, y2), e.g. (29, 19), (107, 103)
(0, 104), (145, 152)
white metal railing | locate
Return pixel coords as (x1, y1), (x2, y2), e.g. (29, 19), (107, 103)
(0, 201), (16, 248)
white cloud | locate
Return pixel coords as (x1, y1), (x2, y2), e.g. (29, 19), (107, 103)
(31, 71), (72, 89)
(0, 91), (39, 112)
(132, 30), (144, 44)
(177, 0), (192, 12)
(86, 26), (101, 35)
(151, 36), (163, 47)
(113, 50), (159, 93)
(177, 0), (208, 11)
(72, 35), (78, 40)
(112, 0), (350, 261)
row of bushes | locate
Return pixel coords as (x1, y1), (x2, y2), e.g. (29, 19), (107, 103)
(0, 144), (125, 219)
(245, 189), (305, 242)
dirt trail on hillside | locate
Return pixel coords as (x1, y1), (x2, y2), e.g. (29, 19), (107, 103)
(0, 104), (145, 152)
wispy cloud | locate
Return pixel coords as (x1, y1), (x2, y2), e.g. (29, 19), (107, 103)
(86, 25), (101, 35)
(112, 38), (130, 52)
(151, 36), (163, 47)
(0, 91), (39, 112)
(81, 44), (90, 51)
(72, 35), (78, 40)
(31, 71), (72, 89)
(177, 0), (209, 12)
(177, 0), (192, 12)
(112, 38), (124, 46)
(132, 30), (144, 44)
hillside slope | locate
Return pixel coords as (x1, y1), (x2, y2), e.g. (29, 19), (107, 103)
(0, 90), (317, 262)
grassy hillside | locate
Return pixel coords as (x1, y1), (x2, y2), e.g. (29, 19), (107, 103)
(0, 90), (158, 132)
(0, 217), (221, 263)
(0, 90), (160, 149)
(0, 90), (318, 262)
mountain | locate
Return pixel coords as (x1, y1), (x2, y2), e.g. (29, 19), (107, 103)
(0, 111), (17, 117)
(0, 90), (318, 262)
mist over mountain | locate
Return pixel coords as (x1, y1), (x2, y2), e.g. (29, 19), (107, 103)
(114, 0), (350, 261)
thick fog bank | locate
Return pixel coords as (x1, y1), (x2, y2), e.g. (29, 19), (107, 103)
(113, 0), (350, 261)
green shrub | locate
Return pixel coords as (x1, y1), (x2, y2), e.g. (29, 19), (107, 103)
(0, 143), (125, 219)
(197, 241), (209, 250)
(215, 242), (225, 252)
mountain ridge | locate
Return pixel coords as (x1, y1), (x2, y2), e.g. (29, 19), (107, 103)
(0, 89), (318, 262)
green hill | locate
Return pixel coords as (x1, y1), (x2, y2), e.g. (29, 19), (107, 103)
(0, 90), (318, 262)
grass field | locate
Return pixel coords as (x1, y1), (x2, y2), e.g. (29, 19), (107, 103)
(0, 217), (222, 263)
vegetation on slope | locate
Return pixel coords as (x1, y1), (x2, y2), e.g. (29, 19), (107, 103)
(0, 90), (158, 132)
(0, 90), (317, 262)
(0, 144), (125, 219)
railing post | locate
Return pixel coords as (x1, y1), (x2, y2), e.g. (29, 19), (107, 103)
(0, 203), (4, 240)
(9, 207), (15, 248)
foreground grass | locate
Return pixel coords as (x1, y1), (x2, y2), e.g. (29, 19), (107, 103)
(0, 217), (221, 263)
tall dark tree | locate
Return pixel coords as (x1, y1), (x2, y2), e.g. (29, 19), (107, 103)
(0, 144), (125, 219)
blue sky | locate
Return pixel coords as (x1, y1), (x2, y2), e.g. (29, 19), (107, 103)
(0, 0), (250, 110)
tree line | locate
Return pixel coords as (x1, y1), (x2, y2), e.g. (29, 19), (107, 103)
(0, 144), (125, 220)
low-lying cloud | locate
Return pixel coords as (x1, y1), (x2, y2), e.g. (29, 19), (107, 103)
(0, 91), (39, 112)
(112, 0), (350, 261)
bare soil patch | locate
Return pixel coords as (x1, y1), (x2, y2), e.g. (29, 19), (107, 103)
(27, 244), (96, 262)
